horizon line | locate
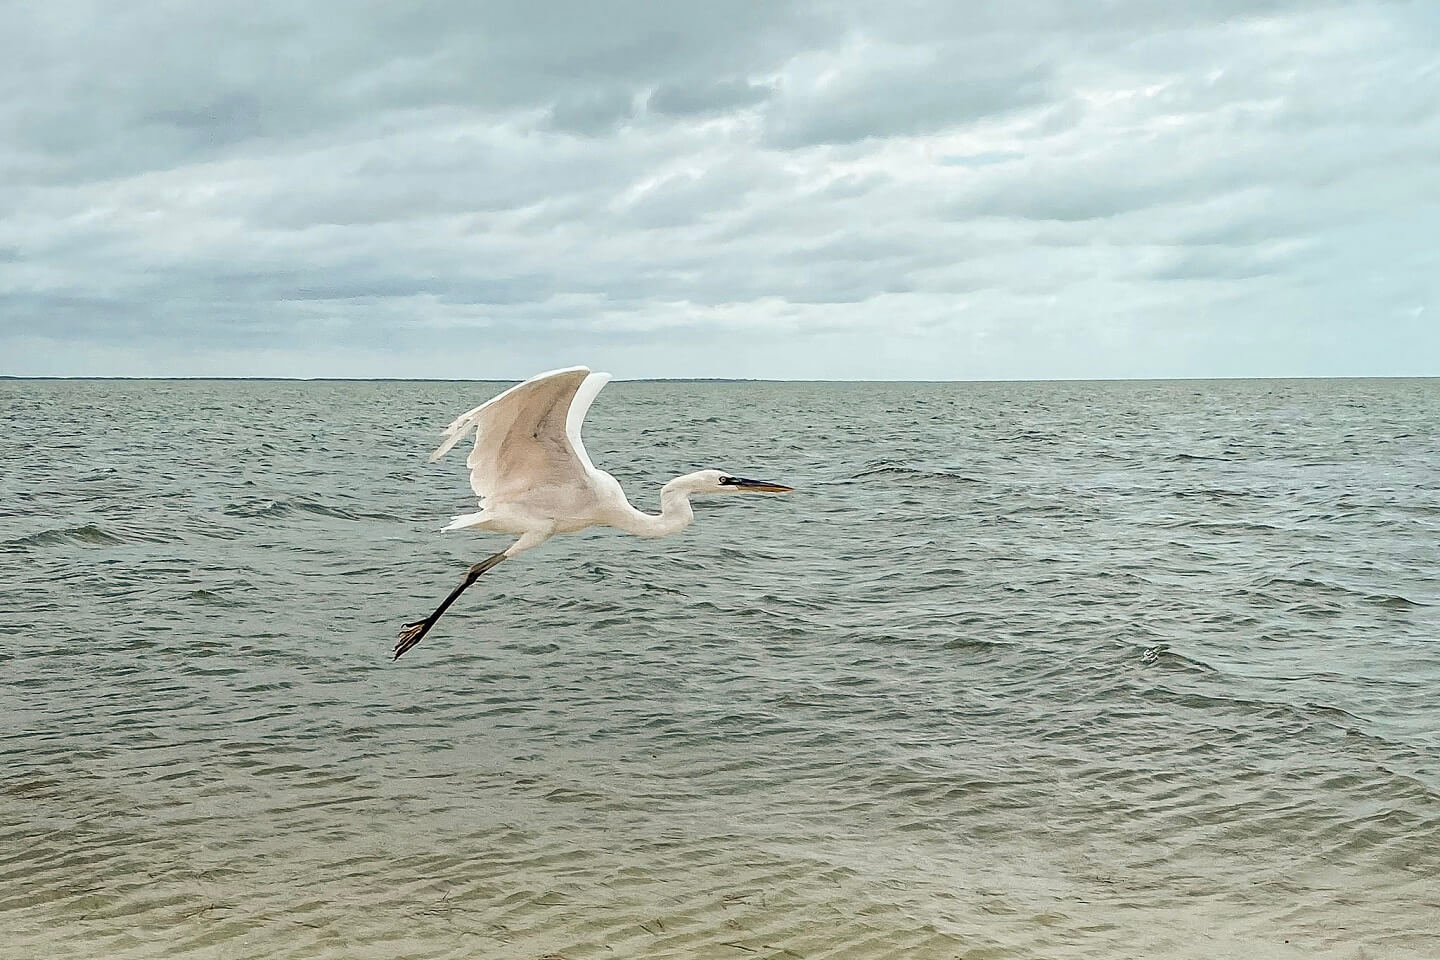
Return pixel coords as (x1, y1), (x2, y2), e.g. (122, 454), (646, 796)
(1, 374), (1437, 384)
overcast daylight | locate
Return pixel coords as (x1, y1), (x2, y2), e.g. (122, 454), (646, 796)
(2, 0), (1436, 379)
(8, 5), (1440, 960)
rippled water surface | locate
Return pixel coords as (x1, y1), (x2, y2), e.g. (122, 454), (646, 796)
(3, 377), (1439, 960)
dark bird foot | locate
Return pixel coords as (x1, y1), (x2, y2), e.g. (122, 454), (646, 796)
(394, 619), (432, 660)
(392, 552), (508, 662)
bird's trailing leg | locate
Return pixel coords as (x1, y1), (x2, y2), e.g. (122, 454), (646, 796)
(393, 552), (508, 660)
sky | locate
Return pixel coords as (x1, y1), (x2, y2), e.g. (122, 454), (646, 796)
(1, 1), (1436, 380)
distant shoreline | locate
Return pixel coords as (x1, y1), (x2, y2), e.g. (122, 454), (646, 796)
(1, 374), (1436, 384)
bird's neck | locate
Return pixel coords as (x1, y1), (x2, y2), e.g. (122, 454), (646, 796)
(615, 478), (696, 538)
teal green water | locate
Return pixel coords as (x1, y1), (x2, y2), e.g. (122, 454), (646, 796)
(3, 378), (1439, 959)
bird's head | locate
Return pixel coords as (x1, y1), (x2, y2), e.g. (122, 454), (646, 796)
(675, 469), (795, 496)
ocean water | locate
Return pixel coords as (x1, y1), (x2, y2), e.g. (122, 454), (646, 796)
(2, 377), (1438, 960)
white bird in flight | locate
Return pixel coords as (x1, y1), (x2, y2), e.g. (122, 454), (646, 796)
(394, 366), (794, 659)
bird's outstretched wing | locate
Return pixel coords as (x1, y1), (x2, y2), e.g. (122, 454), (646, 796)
(430, 366), (612, 505)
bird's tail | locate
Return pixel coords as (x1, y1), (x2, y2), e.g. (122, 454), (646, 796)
(441, 511), (490, 532)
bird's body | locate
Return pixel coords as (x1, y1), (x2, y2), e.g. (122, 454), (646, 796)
(394, 366), (792, 659)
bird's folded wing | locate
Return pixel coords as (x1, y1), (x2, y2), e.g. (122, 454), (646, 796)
(430, 366), (598, 504)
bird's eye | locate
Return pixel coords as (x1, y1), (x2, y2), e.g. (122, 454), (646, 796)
(718, 475), (736, 485)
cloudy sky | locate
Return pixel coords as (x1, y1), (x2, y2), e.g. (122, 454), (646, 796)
(2, 1), (1436, 379)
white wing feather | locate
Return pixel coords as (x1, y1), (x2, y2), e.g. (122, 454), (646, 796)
(429, 366), (611, 507)
(565, 372), (612, 475)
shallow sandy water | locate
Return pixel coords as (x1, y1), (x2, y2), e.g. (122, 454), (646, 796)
(3, 377), (1438, 958)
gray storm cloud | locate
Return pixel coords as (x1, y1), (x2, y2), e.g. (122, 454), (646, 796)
(0, 0), (1435, 378)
